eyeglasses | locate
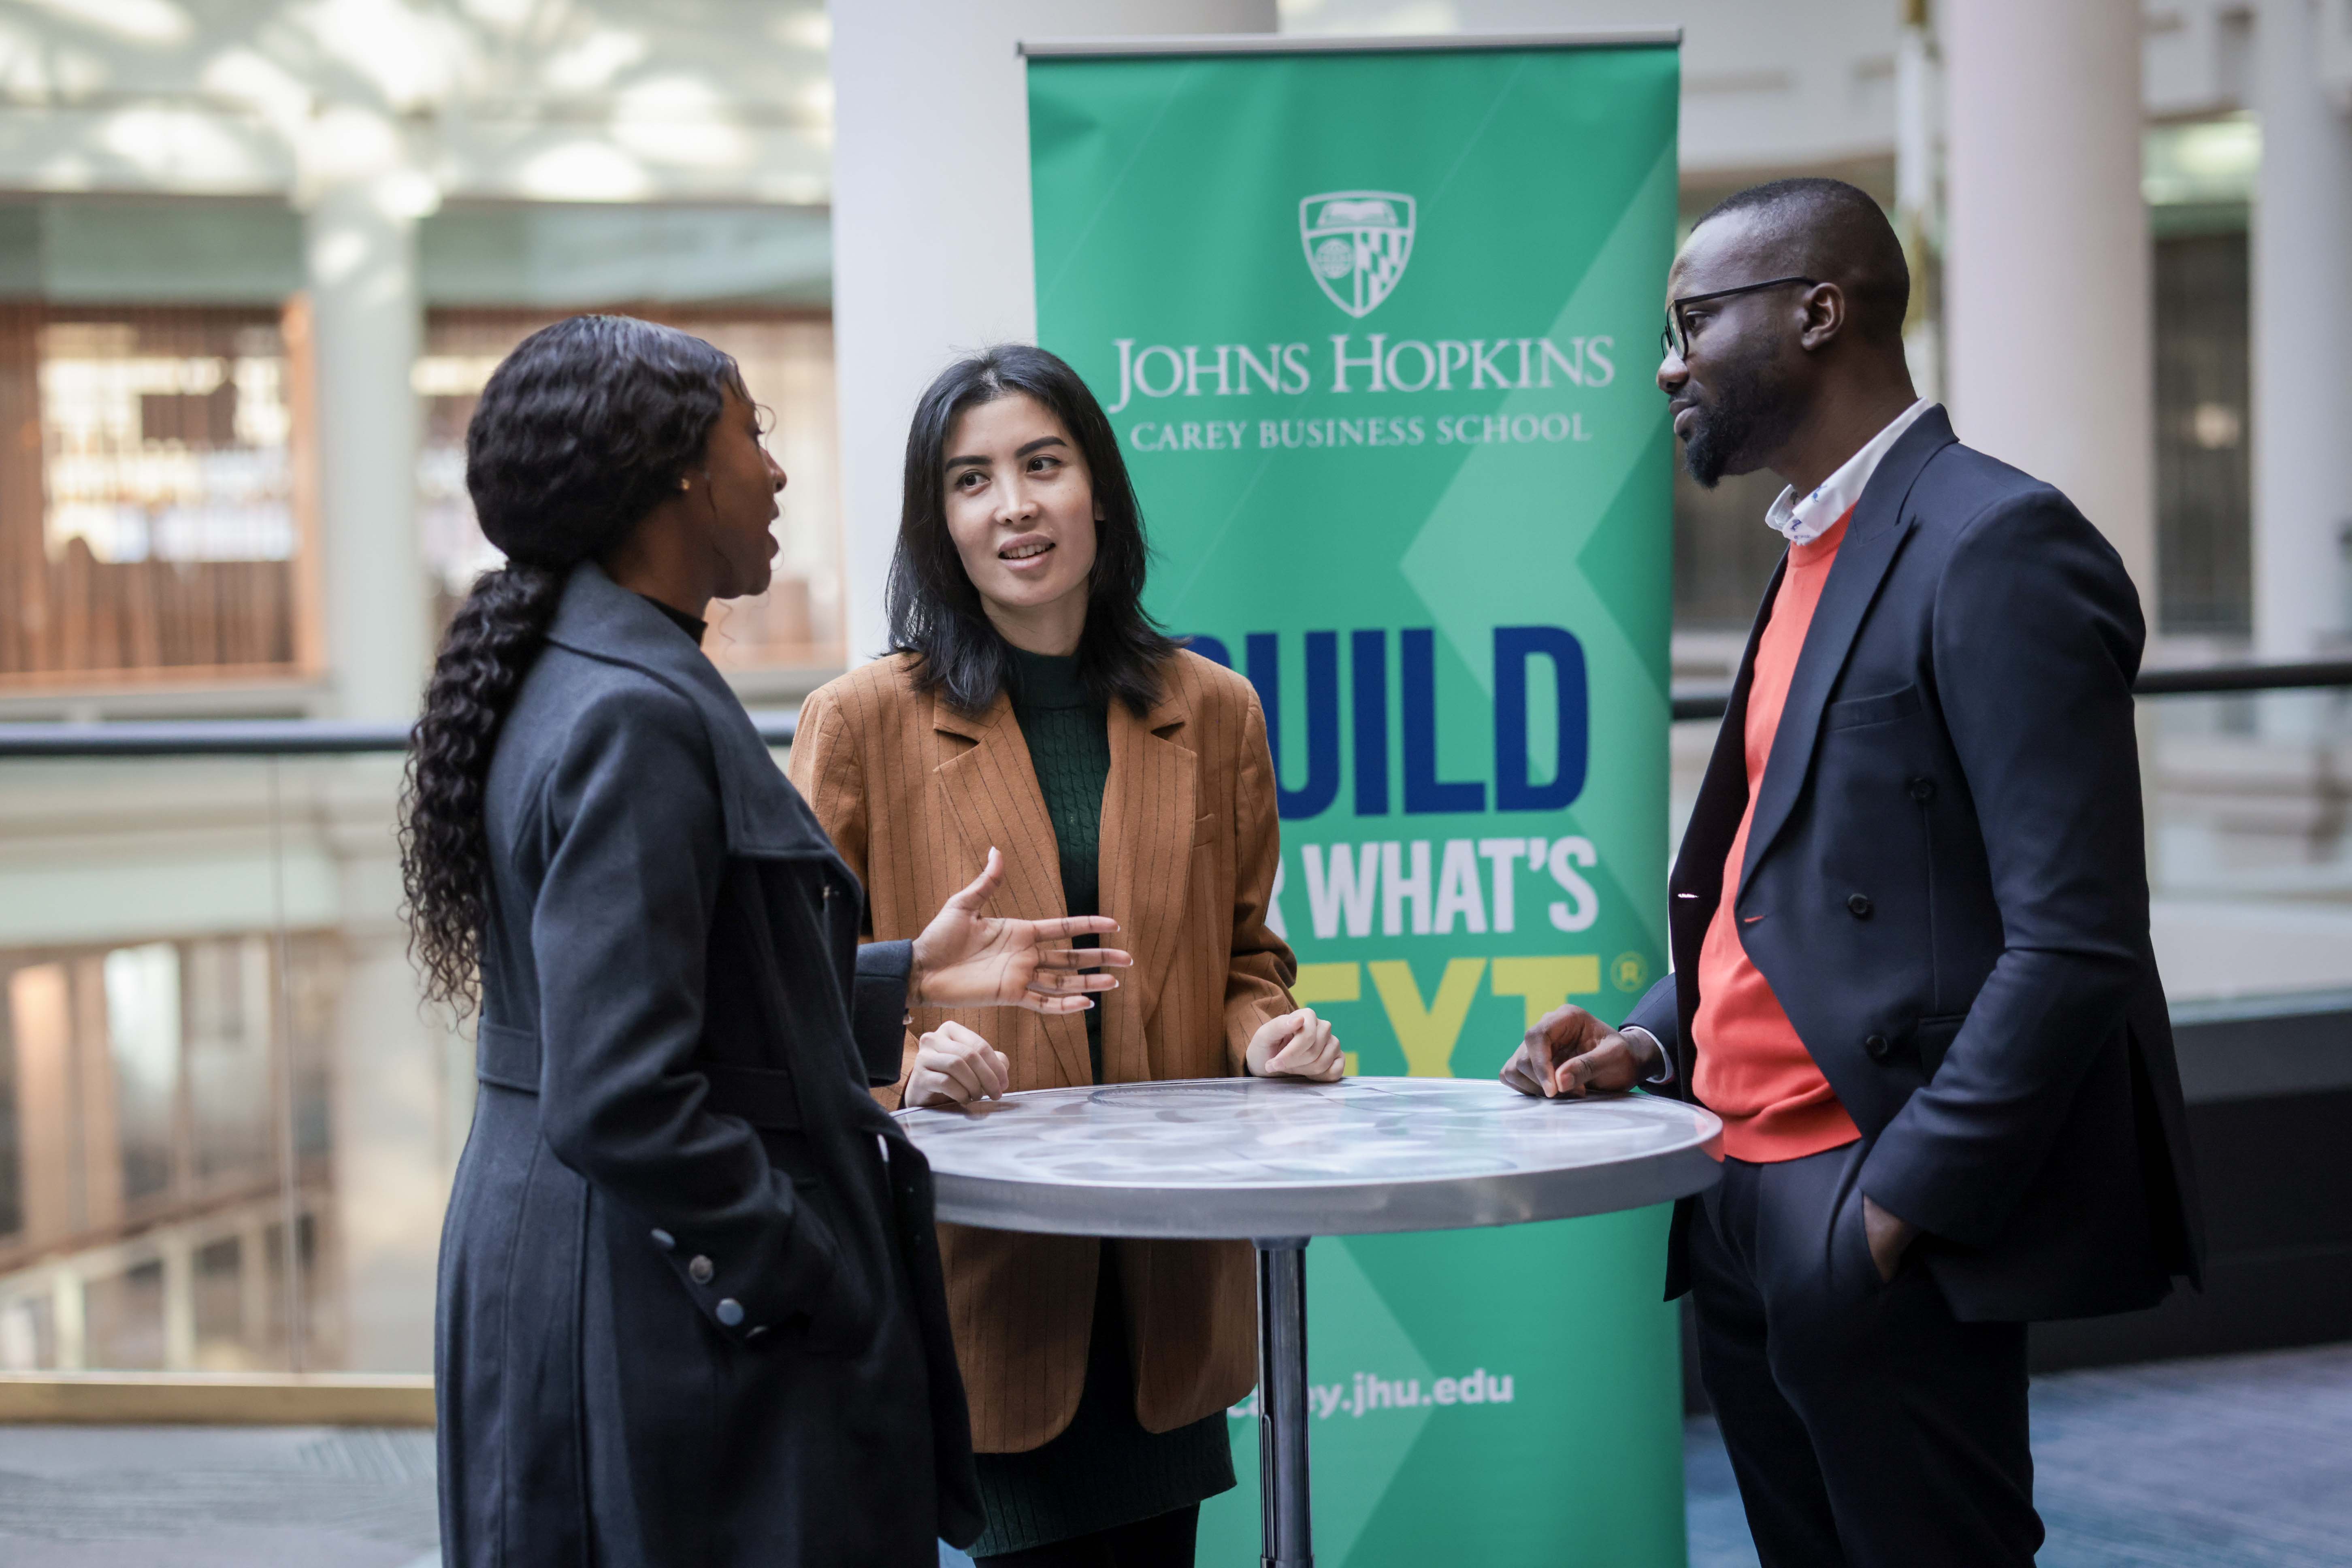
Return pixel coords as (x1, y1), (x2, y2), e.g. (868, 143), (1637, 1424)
(1661, 276), (1820, 360)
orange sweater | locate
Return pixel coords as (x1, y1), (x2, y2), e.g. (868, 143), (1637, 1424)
(1692, 512), (1863, 1162)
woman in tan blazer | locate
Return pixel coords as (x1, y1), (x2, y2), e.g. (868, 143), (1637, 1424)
(791, 345), (1342, 1567)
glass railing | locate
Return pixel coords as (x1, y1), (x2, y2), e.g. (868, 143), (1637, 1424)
(0, 716), (793, 1380)
(1670, 659), (2352, 1005)
(0, 664), (2342, 1380)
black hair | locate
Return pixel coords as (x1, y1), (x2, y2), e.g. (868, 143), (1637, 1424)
(399, 314), (748, 1013)
(1692, 177), (1911, 345)
(885, 343), (1180, 716)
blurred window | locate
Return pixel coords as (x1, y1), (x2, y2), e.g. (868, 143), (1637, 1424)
(0, 306), (310, 686)
(2154, 230), (2251, 636)
(0, 933), (335, 1373)
(418, 308), (844, 670)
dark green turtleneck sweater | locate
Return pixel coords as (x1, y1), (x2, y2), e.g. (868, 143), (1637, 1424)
(1004, 647), (1111, 1078)
(971, 647), (1234, 1559)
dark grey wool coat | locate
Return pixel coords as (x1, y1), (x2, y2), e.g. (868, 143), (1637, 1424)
(435, 562), (982, 1565)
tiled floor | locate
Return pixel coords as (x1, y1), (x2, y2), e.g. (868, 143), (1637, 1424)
(0, 1425), (437, 1568)
(1687, 1341), (2352, 1568)
(2, 1342), (2344, 1566)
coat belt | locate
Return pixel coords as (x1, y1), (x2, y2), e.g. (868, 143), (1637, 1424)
(476, 1020), (803, 1131)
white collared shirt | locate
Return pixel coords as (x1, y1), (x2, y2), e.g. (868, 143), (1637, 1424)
(1763, 398), (1935, 544)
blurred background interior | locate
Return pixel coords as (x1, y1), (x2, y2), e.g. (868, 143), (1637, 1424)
(0, 0), (2342, 1448)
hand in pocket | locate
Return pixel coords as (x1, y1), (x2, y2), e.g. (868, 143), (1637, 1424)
(1862, 1194), (1919, 1285)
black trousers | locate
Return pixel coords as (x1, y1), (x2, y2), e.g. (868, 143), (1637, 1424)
(972, 1504), (1198, 1568)
(1689, 1141), (2043, 1568)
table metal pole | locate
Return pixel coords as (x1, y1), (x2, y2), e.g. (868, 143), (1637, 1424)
(1255, 1237), (1311, 1568)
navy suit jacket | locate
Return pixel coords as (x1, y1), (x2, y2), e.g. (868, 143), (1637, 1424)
(1627, 406), (2205, 1323)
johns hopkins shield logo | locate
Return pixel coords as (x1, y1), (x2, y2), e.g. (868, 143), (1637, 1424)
(1299, 191), (1416, 318)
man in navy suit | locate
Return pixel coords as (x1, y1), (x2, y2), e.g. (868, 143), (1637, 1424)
(1502, 179), (2203, 1566)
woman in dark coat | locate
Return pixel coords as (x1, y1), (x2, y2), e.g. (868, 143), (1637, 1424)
(403, 316), (1131, 1566)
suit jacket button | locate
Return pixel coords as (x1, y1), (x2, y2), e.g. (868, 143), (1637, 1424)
(716, 1299), (745, 1327)
(650, 1229), (675, 1251)
(1865, 1033), (1890, 1060)
(688, 1255), (715, 1284)
(1908, 777), (1937, 802)
(1847, 893), (1874, 919)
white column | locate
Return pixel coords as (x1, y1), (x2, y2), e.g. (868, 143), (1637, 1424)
(305, 177), (432, 720)
(327, 928), (448, 1372)
(828, 0), (1275, 665)
(326, 775), (459, 1374)
(1894, 0), (1943, 403)
(159, 1230), (196, 1370)
(2252, 0), (2352, 660)
(1944, 0), (2155, 614)
(238, 1216), (271, 1357)
(51, 1268), (83, 1371)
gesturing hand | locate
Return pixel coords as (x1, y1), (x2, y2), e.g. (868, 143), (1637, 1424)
(908, 847), (1135, 1014)
(1498, 1003), (1650, 1099)
(904, 1021), (1011, 1109)
(1244, 1009), (1344, 1081)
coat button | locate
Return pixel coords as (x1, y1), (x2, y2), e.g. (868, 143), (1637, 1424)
(688, 1255), (714, 1284)
(746, 1325), (768, 1340)
(650, 1229), (675, 1251)
(716, 1299), (745, 1327)
(1847, 893), (1874, 919)
(1908, 777), (1937, 802)
(1865, 1033), (1890, 1060)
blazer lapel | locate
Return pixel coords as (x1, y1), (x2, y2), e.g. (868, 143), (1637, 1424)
(928, 691), (1092, 1090)
(1737, 408), (1956, 902)
(1097, 685), (1195, 1084)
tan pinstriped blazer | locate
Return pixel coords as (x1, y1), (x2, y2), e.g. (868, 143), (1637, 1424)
(789, 648), (1297, 1453)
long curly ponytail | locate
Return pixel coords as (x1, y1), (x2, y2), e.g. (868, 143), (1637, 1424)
(399, 315), (747, 1013)
(398, 564), (564, 1009)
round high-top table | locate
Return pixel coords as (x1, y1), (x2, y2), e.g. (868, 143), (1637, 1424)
(895, 1076), (1724, 1568)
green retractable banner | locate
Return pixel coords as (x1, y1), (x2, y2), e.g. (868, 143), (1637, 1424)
(1027, 35), (1684, 1566)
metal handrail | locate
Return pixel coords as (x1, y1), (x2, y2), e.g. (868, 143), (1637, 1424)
(1668, 658), (2352, 723)
(0, 663), (2343, 753)
(0, 714), (801, 757)
(2130, 658), (2352, 697)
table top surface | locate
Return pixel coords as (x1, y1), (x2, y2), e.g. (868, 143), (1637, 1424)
(893, 1076), (1725, 1240)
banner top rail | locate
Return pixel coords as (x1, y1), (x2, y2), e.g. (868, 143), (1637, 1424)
(1018, 28), (1682, 60)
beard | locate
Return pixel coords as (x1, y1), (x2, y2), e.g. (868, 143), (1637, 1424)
(1680, 336), (1800, 488)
